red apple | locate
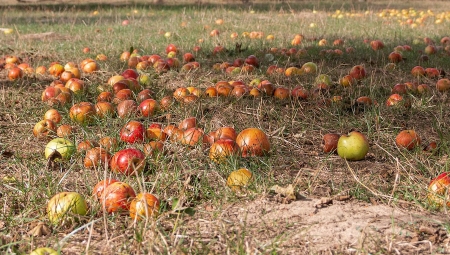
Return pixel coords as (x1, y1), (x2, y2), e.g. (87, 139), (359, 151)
(120, 121), (145, 144)
(101, 181), (136, 213)
(395, 130), (421, 150)
(428, 172), (450, 208)
(110, 148), (146, 176)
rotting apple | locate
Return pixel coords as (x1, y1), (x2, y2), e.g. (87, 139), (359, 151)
(92, 179), (119, 201)
(84, 147), (111, 168)
(45, 138), (76, 160)
(69, 102), (96, 125)
(130, 193), (160, 220)
(395, 130), (421, 150)
(227, 168), (252, 192)
(101, 181), (136, 213)
(428, 172), (450, 208)
(236, 128), (270, 157)
(337, 131), (369, 161)
(322, 133), (341, 153)
(33, 119), (57, 139)
(209, 138), (239, 163)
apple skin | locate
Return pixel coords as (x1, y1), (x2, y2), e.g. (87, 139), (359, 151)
(33, 119), (57, 139)
(337, 131), (369, 161)
(227, 168), (252, 192)
(120, 121), (145, 144)
(110, 148), (146, 176)
(428, 172), (450, 208)
(29, 247), (59, 255)
(101, 181), (136, 213)
(45, 138), (76, 160)
(129, 193), (160, 220)
(322, 133), (340, 153)
(395, 130), (421, 150)
(47, 192), (88, 225)
(92, 179), (119, 201)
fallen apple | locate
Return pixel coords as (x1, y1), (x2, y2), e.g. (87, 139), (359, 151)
(129, 193), (160, 220)
(337, 131), (369, 161)
(428, 172), (450, 208)
(227, 168), (252, 192)
(29, 247), (59, 255)
(47, 192), (88, 225)
(45, 138), (76, 160)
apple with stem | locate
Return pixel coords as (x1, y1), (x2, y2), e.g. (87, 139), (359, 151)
(337, 131), (369, 161)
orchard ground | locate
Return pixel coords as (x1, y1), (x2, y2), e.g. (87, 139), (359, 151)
(1, 0), (450, 254)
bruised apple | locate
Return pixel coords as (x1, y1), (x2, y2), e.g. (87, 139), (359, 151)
(69, 102), (96, 125)
(120, 121), (145, 144)
(92, 179), (119, 201)
(45, 138), (76, 160)
(101, 181), (136, 213)
(395, 130), (421, 150)
(428, 172), (450, 208)
(322, 133), (340, 153)
(130, 193), (160, 220)
(84, 147), (111, 168)
(235, 128), (270, 157)
(33, 119), (57, 139)
(209, 138), (239, 163)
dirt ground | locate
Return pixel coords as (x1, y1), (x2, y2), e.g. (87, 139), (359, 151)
(179, 195), (449, 254)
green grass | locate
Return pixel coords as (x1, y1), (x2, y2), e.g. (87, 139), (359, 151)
(1, 0), (450, 254)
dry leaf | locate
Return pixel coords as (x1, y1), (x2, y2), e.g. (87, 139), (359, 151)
(269, 184), (296, 201)
(28, 222), (51, 237)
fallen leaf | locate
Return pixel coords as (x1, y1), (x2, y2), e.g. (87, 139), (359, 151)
(28, 222), (51, 237)
(269, 184), (296, 201)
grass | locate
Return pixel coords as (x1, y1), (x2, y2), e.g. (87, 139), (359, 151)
(1, 0), (450, 254)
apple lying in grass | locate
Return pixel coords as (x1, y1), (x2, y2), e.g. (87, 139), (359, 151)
(209, 138), (239, 163)
(110, 148), (146, 176)
(92, 179), (119, 201)
(47, 192), (88, 225)
(227, 168), (253, 192)
(45, 138), (76, 160)
(236, 128), (270, 157)
(101, 181), (136, 213)
(337, 131), (369, 161)
(69, 102), (96, 125)
(30, 247), (59, 255)
(120, 121), (145, 144)
(428, 172), (450, 208)
(322, 133), (341, 153)
(395, 130), (421, 150)
(130, 193), (160, 220)
(33, 119), (57, 139)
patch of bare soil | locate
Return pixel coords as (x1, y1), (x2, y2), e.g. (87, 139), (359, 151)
(189, 196), (450, 254)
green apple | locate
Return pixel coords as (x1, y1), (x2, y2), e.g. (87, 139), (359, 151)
(30, 247), (59, 255)
(45, 138), (76, 160)
(301, 62), (318, 74)
(47, 192), (88, 225)
(315, 74), (332, 86)
(337, 131), (369, 161)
